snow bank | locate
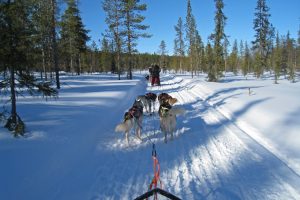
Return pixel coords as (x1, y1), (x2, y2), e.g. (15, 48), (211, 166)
(185, 73), (300, 175)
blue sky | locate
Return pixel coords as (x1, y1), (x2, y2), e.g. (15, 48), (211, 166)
(77, 0), (299, 55)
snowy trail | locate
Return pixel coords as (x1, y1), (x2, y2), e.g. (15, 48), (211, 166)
(1, 74), (299, 200)
(89, 74), (300, 199)
(144, 75), (300, 199)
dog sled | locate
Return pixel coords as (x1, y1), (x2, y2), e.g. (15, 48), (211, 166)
(134, 145), (181, 200)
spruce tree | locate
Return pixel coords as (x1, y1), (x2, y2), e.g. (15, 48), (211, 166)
(158, 40), (167, 69)
(252, 0), (273, 77)
(60, 0), (89, 75)
(210, 0), (227, 81)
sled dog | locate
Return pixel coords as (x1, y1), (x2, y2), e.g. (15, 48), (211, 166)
(115, 100), (143, 143)
(158, 102), (185, 143)
(136, 92), (157, 114)
(158, 93), (178, 106)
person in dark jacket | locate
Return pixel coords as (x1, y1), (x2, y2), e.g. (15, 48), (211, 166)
(151, 64), (161, 86)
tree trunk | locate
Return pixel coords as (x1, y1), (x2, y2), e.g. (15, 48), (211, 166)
(51, 0), (60, 89)
(42, 47), (46, 80)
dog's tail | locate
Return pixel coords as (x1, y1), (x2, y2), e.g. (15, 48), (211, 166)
(169, 107), (186, 116)
(115, 123), (128, 133)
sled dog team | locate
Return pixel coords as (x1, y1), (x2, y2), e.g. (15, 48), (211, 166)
(115, 92), (186, 144)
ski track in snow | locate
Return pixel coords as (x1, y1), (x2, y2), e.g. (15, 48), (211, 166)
(90, 74), (300, 200)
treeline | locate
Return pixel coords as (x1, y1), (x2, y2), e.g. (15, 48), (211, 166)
(0, 0), (299, 135)
(93, 0), (300, 83)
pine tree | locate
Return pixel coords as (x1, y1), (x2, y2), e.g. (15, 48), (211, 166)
(205, 42), (214, 78)
(297, 26), (300, 72)
(223, 36), (230, 72)
(174, 17), (185, 73)
(88, 40), (98, 73)
(31, 0), (53, 80)
(229, 39), (238, 75)
(209, 0), (227, 81)
(100, 36), (113, 72)
(50, 0), (60, 89)
(60, 0), (89, 75)
(286, 32), (296, 82)
(252, 0), (273, 77)
(273, 32), (281, 84)
(194, 30), (204, 74)
(281, 35), (288, 77)
(122, 0), (150, 79)
(239, 40), (244, 74)
(0, 0), (57, 136)
(185, 0), (198, 77)
(102, 0), (124, 80)
(242, 41), (251, 77)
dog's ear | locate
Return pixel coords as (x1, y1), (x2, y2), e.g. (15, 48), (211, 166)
(168, 98), (178, 105)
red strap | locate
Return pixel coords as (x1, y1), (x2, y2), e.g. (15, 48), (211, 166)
(149, 156), (162, 191)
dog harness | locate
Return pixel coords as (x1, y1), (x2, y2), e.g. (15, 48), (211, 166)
(159, 104), (172, 117)
(145, 92), (157, 101)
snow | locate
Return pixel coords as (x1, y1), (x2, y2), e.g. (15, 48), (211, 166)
(1, 72), (300, 200)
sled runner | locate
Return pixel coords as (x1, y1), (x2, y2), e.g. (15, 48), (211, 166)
(134, 188), (181, 200)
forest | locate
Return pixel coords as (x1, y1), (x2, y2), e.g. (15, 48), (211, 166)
(0, 0), (299, 135)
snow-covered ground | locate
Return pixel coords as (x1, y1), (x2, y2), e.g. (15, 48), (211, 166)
(0, 72), (300, 200)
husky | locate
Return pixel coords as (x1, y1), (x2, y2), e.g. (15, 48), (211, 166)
(158, 93), (178, 106)
(115, 100), (143, 143)
(136, 92), (157, 114)
(158, 102), (186, 143)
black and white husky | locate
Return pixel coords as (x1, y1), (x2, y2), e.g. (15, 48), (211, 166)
(136, 92), (157, 114)
(115, 100), (143, 143)
(158, 102), (185, 143)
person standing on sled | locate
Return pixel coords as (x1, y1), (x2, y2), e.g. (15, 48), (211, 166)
(151, 64), (161, 86)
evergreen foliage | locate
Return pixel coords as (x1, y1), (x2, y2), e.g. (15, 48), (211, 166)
(228, 39), (238, 75)
(158, 40), (167, 68)
(102, 0), (125, 80)
(0, 0), (58, 136)
(209, 0), (227, 82)
(273, 32), (281, 84)
(60, 0), (90, 75)
(252, 0), (273, 78)
(174, 17), (185, 72)
(185, 0), (199, 77)
(122, 0), (150, 79)
(242, 41), (251, 77)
